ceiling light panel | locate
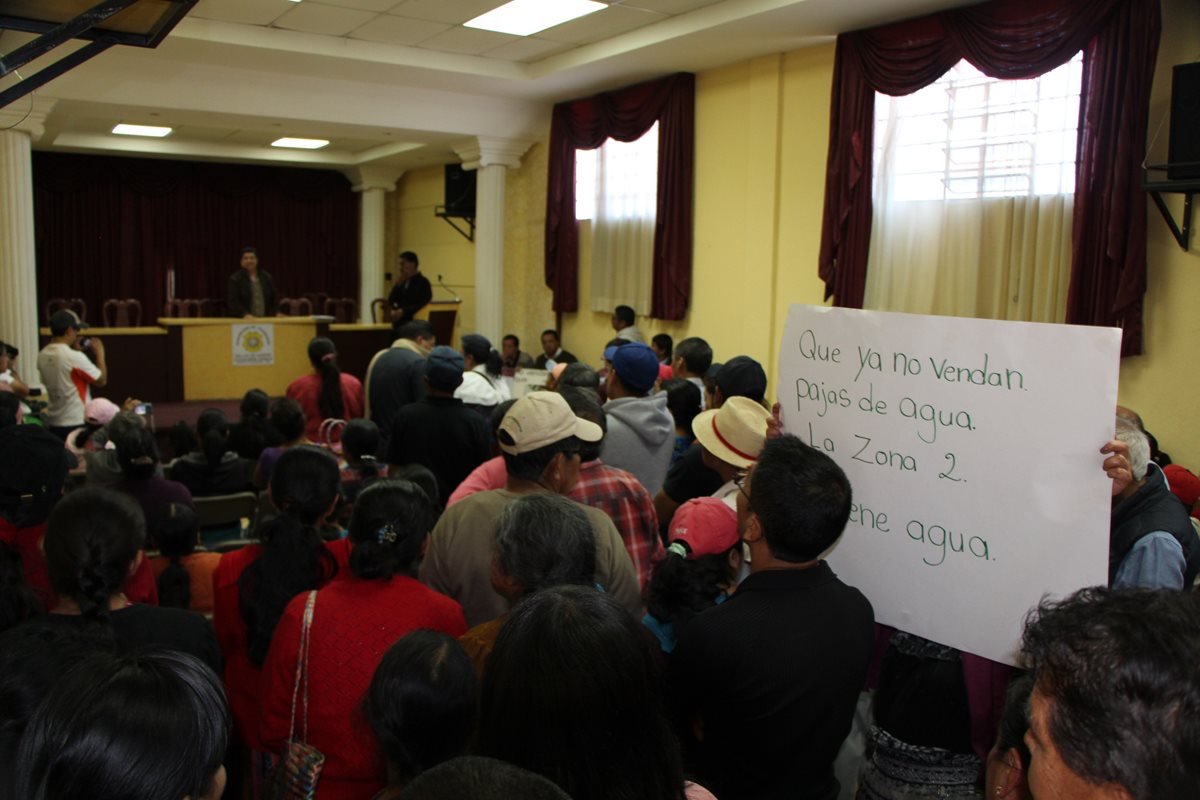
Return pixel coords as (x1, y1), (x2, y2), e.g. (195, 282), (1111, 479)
(271, 137), (330, 149)
(112, 124), (172, 137)
(465, 0), (606, 37)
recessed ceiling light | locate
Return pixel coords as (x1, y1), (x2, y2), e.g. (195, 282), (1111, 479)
(112, 123), (172, 138)
(465, 0), (605, 37)
(271, 137), (330, 150)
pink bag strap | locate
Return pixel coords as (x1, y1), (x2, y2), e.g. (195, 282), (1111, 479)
(286, 590), (318, 744)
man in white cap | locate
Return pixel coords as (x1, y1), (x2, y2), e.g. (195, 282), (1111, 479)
(419, 391), (641, 627)
(37, 310), (107, 439)
(691, 396), (771, 509)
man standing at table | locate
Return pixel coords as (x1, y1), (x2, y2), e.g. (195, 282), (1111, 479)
(226, 246), (279, 318)
(389, 250), (432, 331)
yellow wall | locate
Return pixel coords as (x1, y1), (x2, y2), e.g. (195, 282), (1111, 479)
(1118, 0), (1200, 467)
(393, 165), (476, 346)
(499, 4), (1200, 466)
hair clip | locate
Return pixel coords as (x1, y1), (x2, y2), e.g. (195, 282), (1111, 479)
(376, 523), (399, 544)
(667, 541), (689, 559)
(320, 352), (336, 363)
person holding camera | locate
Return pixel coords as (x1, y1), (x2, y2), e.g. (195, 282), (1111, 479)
(36, 310), (107, 440)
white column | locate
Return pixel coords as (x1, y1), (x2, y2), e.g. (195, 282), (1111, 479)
(0, 98), (54, 384)
(453, 137), (532, 345)
(344, 167), (401, 324)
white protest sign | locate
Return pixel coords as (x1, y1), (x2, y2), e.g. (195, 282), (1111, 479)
(232, 324), (275, 366)
(777, 305), (1120, 665)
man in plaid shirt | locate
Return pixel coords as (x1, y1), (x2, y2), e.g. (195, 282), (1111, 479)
(562, 387), (664, 590)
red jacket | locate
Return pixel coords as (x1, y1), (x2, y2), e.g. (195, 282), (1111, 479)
(286, 373), (365, 443)
(212, 537), (351, 751)
(259, 574), (466, 800)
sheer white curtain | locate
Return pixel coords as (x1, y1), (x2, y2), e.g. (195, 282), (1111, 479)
(864, 57), (1080, 323)
(583, 123), (659, 313)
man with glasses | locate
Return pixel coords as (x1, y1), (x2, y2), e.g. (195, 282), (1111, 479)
(419, 392), (641, 627)
(670, 434), (875, 800)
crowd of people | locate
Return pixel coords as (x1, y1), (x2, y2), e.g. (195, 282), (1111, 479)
(1, 285), (1199, 800)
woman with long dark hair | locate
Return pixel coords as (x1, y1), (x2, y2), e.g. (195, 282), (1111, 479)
(15, 651), (229, 800)
(113, 427), (194, 538)
(254, 397), (309, 487)
(478, 585), (710, 800)
(287, 337), (364, 442)
(150, 503), (219, 614)
(260, 480), (466, 799)
(228, 388), (283, 459)
(212, 446), (348, 756)
(168, 408), (255, 496)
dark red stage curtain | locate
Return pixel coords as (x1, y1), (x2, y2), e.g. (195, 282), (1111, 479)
(544, 72), (694, 320)
(32, 152), (359, 322)
(817, 0), (1158, 355)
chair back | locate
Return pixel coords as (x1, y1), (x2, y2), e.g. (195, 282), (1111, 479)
(193, 491), (258, 530)
(45, 298), (88, 325)
(323, 297), (357, 323)
(370, 298), (388, 324)
(163, 299), (204, 318)
(279, 297), (313, 316)
(102, 298), (143, 327)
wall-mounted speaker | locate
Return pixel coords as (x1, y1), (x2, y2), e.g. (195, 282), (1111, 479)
(1167, 61), (1200, 180)
(444, 164), (476, 217)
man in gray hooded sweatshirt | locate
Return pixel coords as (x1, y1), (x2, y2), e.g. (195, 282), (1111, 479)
(601, 342), (675, 496)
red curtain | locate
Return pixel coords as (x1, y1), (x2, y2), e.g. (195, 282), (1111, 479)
(817, 0), (1158, 355)
(544, 72), (695, 320)
(33, 152), (359, 322)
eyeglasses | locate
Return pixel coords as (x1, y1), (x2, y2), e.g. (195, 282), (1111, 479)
(733, 470), (751, 506)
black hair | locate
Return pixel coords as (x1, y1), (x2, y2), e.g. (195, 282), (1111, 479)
(397, 320), (435, 341)
(342, 418), (383, 482)
(872, 634), (972, 754)
(1021, 587), (1200, 800)
(399, 250), (419, 267)
(557, 362), (600, 391)
(239, 446), (339, 666)
(390, 463), (441, 509)
(15, 651), (229, 800)
(0, 542), (41, 633)
(651, 333), (673, 361)
(242, 246), (258, 256)
(492, 494), (596, 597)
(402, 756), (572, 800)
(153, 503), (200, 611)
(307, 337), (345, 421)
(240, 388), (270, 420)
(994, 673), (1034, 770)
(500, 437), (580, 483)
(43, 488), (145, 624)
(750, 435), (851, 562)
(478, 586), (687, 800)
(613, 305), (635, 326)
(115, 427), (159, 481)
(195, 408), (231, 469)
(270, 397), (306, 442)
(674, 337), (712, 374)
(364, 631), (478, 788)
(462, 334), (503, 378)
(0, 623), (114, 792)
(703, 362), (723, 395)
(541, 329), (560, 341)
(603, 337), (625, 351)
(0, 393), (19, 430)
(167, 421), (198, 461)
(645, 545), (739, 635)
(558, 387), (605, 463)
(489, 399), (519, 441)
(661, 378), (701, 435)
(503, 334), (519, 347)
(348, 480), (435, 580)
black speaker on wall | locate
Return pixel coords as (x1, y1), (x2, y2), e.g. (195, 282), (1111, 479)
(1168, 61), (1200, 180)
(444, 164), (476, 217)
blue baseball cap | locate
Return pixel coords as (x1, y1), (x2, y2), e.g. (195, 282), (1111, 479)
(425, 346), (465, 391)
(610, 342), (660, 394)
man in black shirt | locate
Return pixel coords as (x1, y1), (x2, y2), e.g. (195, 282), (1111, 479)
(386, 346), (490, 506)
(226, 246), (279, 318)
(670, 435), (874, 800)
(388, 250), (432, 331)
(365, 320), (436, 454)
(533, 329), (577, 370)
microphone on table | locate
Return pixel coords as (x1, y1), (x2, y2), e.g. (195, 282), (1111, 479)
(437, 274), (462, 303)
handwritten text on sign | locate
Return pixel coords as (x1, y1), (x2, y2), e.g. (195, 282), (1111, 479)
(777, 306), (1119, 665)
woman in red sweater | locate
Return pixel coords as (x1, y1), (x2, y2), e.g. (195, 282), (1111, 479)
(259, 479), (467, 800)
(286, 337), (364, 442)
(211, 446), (350, 759)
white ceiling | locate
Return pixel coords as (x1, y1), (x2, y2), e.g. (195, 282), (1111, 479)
(0, 0), (981, 176)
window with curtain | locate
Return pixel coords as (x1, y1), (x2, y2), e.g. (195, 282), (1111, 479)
(575, 123), (660, 314)
(864, 53), (1083, 323)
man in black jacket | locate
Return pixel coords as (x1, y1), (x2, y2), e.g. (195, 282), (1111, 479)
(226, 247), (279, 318)
(389, 250), (432, 331)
